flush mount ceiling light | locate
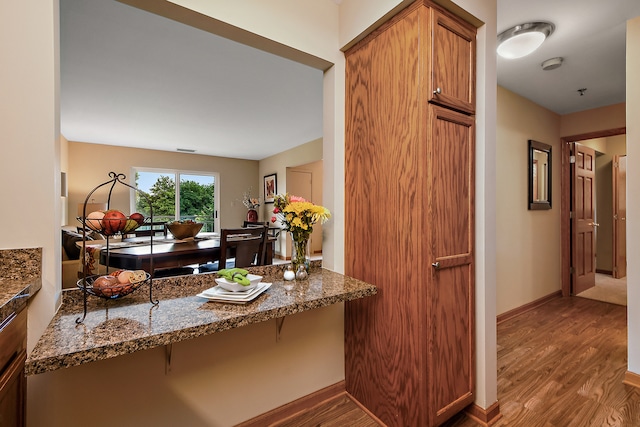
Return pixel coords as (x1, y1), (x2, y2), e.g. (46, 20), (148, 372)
(497, 22), (555, 59)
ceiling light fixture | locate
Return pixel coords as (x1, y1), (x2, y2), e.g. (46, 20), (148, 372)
(541, 57), (563, 71)
(497, 22), (555, 59)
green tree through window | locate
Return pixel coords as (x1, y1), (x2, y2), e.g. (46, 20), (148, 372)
(134, 171), (217, 232)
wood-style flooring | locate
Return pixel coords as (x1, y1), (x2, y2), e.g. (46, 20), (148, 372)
(275, 296), (639, 426)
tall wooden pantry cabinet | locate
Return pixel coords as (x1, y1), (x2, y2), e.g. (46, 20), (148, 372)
(344, 1), (476, 426)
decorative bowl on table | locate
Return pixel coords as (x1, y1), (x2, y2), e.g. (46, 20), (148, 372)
(167, 221), (204, 240)
(215, 274), (262, 292)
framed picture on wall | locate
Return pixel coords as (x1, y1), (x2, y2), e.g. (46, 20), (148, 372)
(264, 173), (277, 203)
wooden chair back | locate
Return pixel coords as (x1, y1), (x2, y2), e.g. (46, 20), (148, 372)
(219, 226), (267, 268)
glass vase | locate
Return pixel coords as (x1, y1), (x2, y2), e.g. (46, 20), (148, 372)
(290, 233), (310, 276)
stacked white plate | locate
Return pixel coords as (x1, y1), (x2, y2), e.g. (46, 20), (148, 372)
(197, 282), (271, 304)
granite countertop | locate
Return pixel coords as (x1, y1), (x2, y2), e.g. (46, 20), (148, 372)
(0, 248), (43, 324)
(26, 264), (377, 376)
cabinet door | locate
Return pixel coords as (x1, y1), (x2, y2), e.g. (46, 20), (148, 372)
(0, 351), (26, 427)
(429, 8), (476, 114)
(426, 105), (475, 425)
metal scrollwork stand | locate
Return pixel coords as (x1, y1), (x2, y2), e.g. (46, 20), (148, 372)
(76, 172), (159, 323)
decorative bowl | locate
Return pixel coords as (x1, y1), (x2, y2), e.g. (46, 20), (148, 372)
(215, 274), (262, 292)
(167, 222), (204, 239)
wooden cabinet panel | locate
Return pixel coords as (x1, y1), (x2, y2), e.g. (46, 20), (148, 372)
(428, 106), (475, 424)
(0, 350), (26, 427)
(429, 7), (476, 114)
(345, 2), (476, 426)
(345, 6), (426, 425)
(0, 309), (27, 427)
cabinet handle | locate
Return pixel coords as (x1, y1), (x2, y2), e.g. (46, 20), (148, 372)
(432, 262), (440, 270)
(588, 222), (600, 227)
(433, 87), (442, 95)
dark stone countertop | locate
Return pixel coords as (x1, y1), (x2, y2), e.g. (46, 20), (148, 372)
(26, 262), (377, 375)
(0, 248), (42, 324)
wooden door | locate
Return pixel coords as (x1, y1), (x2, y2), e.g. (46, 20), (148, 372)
(613, 155), (627, 279)
(572, 143), (597, 294)
(429, 7), (476, 114)
(427, 105), (475, 425)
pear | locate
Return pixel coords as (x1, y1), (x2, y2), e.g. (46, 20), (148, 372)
(122, 219), (139, 233)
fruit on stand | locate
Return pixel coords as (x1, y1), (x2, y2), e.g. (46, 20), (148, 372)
(102, 210), (127, 235)
(122, 219), (140, 234)
(86, 211), (105, 231)
(91, 275), (119, 297)
(96, 269), (147, 297)
(129, 212), (145, 225)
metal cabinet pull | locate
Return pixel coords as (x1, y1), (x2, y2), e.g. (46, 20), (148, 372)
(432, 262), (440, 269)
(433, 87), (442, 95)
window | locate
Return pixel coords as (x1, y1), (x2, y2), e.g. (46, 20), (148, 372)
(132, 168), (219, 232)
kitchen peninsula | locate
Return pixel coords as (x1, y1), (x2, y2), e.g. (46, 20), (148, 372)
(26, 263), (377, 375)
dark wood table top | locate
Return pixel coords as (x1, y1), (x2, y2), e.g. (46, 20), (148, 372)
(100, 237), (222, 272)
(97, 234), (277, 273)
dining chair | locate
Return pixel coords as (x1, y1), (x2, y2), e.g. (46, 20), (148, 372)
(218, 226), (267, 269)
(197, 225), (267, 273)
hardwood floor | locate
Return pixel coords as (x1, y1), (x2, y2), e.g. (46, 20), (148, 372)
(275, 296), (640, 426)
(446, 296), (639, 426)
(271, 394), (380, 427)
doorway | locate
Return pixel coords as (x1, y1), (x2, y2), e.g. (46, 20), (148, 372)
(561, 127), (627, 298)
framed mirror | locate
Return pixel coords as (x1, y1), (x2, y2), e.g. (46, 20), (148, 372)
(528, 139), (552, 210)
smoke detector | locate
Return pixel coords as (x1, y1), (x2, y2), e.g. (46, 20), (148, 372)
(541, 57), (563, 71)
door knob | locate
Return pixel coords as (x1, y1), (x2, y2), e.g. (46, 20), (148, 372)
(432, 262), (440, 270)
(433, 87), (442, 95)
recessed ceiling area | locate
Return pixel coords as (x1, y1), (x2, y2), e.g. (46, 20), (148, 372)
(498, 0), (640, 115)
(60, 0), (324, 160)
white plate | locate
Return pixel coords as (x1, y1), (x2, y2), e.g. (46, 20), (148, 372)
(202, 283), (264, 299)
(197, 283), (271, 304)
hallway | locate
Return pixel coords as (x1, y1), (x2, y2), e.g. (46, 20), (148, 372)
(576, 273), (627, 306)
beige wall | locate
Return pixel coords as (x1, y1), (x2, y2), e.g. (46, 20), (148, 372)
(67, 141), (258, 229)
(259, 138), (323, 257)
(28, 304), (344, 427)
(290, 160), (324, 255)
(0, 0), (62, 349)
(497, 87), (630, 316)
(496, 86), (562, 315)
(560, 102), (626, 137)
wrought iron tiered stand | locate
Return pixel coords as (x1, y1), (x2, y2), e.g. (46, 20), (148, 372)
(76, 172), (159, 323)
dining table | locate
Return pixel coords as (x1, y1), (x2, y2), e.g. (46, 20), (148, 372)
(96, 233), (276, 273)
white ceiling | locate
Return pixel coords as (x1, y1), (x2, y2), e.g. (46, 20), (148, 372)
(498, 0), (640, 115)
(60, 1), (640, 160)
(60, 0), (324, 161)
